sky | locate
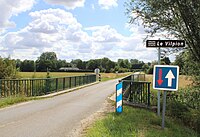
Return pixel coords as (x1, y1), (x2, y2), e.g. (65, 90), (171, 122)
(0, 0), (163, 62)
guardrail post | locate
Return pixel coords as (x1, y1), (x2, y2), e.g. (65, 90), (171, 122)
(56, 78), (58, 92)
(0, 80), (2, 97)
(31, 80), (34, 96)
(75, 77), (76, 87)
(130, 82), (133, 102)
(63, 78), (65, 90)
(147, 83), (151, 107)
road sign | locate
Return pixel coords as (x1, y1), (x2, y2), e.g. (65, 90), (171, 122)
(116, 82), (123, 113)
(146, 40), (185, 48)
(94, 68), (100, 74)
(153, 65), (179, 91)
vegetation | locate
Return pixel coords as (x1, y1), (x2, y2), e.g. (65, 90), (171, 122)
(0, 96), (33, 108)
(10, 52), (150, 74)
(126, 0), (200, 61)
(86, 106), (198, 137)
(0, 57), (18, 79)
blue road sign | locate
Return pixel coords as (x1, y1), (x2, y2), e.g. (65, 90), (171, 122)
(116, 82), (123, 113)
(153, 65), (179, 91)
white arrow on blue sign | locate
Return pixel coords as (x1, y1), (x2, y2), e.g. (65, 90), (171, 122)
(153, 65), (179, 91)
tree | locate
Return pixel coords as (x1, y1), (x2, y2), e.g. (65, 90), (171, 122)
(71, 59), (84, 69)
(126, 0), (200, 61)
(161, 57), (171, 65)
(20, 60), (34, 72)
(86, 60), (97, 70)
(0, 57), (17, 79)
(101, 57), (116, 73)
(117, 59), (127, 69)
(36, 52), (57, 72)
(57, 59), (71, 70)
(15, 59), (21, 70)
(174, 51), (200, 85)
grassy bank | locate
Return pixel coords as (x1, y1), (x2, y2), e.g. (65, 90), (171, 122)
(0, 96), (35, 108)
(86, 106), (198, 137)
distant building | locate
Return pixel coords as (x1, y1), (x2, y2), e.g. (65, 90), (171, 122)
(59, 67), (80, 71)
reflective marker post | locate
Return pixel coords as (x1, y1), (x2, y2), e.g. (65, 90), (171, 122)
(116, 82), (123, 113)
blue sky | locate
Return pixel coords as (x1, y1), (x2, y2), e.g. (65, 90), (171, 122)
(0, 0), (160, 62)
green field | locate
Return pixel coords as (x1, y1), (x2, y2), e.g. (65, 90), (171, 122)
(18, 72), (131, 81)
(18, 72), (91, 78)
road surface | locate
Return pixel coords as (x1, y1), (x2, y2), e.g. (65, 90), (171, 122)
(0, 79), (118, 137)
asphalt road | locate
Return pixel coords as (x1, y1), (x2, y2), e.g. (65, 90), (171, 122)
(0, 79), (118, 137)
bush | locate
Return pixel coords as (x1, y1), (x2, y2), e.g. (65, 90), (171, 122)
(166, 100), (200, 134)
(0, 57), (18, 79)
(166, 101), (189, 119)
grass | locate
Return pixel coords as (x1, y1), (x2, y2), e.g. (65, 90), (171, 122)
(18, 72), (91, 78)
(86, 106), (198, 137)
(0, 96), (36, 108)
(100, 72), (132, 82)
(18, 72), (131, 82)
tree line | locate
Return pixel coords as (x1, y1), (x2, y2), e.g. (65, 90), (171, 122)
(0, 51), (173, 79)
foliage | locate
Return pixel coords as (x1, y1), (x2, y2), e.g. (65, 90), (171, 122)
(161, 57), (171, 65)
(20, 60), (35, 72)
(174, 50), (200, 85)
(86, 106), (198, 137)
(36, 52), (58, 72)
(166, 101), (200, 134)
(0, 57), (18, 79)
(0, 96), (31, 108)
(5, 52), (152, 73)
(167, 87), (200, 110)
(126, 0), (200, 61)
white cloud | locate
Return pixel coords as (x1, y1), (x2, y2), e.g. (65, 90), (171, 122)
(44, 0), (85, 9)
(91, 4), (95, 10)
(98, 0), (118, 9)
(0, 8), (157, 62)
(0, 0), (35, 29)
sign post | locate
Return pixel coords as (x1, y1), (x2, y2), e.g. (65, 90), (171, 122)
(116, 82), (123, 113)
(157, 46), (161, 116)
(153, 65), (179, 129)
(146, 39), (185, 117)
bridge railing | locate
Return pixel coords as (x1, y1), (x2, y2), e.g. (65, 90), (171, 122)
(0, 74), (96, 97)
(122, 80), (151, 107)
(119, 73), (151, 107)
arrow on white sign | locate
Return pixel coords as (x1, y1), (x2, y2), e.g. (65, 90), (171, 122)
(165, 70), (175, 87)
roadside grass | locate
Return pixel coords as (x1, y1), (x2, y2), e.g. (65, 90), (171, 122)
(86, 106), (198, 137)
(0, 96), (35, 108)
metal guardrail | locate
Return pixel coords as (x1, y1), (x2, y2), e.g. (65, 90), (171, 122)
(0, 74), (96, 97)
(119, 73), (151, 107)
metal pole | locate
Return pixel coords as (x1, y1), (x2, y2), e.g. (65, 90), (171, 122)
(157, 47), (161, 116)
(162, 91), (167, 129)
